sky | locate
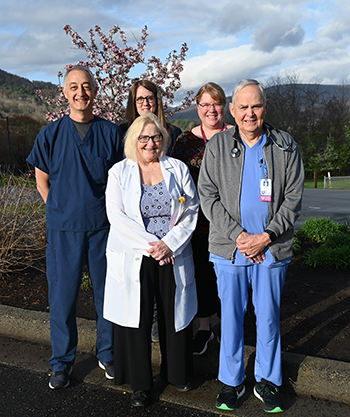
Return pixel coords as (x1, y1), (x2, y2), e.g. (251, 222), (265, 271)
(0, 0), (349, 102)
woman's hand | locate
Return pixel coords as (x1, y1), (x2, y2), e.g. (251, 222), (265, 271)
(159, 254), (175, 266)
(148, 241), (174, 265)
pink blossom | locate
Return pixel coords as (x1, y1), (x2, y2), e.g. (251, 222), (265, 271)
(38, 24), (195, 123)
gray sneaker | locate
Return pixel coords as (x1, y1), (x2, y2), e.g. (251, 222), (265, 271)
(98, 360), (114, 379)
(49, 366), (73, 389)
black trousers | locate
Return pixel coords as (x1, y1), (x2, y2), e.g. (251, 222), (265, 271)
(114, 256), (193, 391)
(191, 234), (221, 318)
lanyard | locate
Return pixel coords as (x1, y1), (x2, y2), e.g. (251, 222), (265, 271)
(200, 124), (227, 143)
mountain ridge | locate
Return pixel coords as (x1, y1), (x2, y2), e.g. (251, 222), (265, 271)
(1, 68), (349, 124)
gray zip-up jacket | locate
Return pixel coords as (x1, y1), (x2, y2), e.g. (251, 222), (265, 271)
(198, 123), (304, 262)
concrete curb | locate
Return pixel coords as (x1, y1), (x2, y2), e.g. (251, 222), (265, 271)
(1, 304), (349, 405)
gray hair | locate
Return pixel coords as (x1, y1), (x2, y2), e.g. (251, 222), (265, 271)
(64, 65), (97, 91)
(232, 79), (266, 107)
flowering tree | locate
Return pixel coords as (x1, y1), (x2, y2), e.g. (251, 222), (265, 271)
(37, 25), (194, 123)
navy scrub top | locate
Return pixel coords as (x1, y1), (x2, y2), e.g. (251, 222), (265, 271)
(27, 115), (123, 232)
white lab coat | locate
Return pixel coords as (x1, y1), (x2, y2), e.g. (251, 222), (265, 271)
(103, 156), (199, 332)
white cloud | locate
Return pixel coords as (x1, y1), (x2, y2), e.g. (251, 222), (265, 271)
(0, 0), (349, 98)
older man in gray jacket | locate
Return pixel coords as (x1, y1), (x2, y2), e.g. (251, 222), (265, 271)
(198, 79), (304, 413)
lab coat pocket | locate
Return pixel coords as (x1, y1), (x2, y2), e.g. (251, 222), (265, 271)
(175, 249), (195, 288)
(106, 249), (125, 284)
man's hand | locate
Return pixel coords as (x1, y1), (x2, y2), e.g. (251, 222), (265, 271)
(236, 231), (271, 263)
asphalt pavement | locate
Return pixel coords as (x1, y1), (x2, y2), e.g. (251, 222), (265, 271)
(296, 189), (350, 229)
(1, 305), (349, 416)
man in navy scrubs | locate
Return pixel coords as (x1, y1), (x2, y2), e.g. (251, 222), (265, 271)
(27, 65), (123, 389)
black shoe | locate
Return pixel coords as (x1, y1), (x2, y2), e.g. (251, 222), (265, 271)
(192, 329), (214, 355)
(173, 382), (192, 392)
(49, 366), (73, 389)
(98, 360), (114, 380)
(131, 390), (148, 407)
(254, 379), (284, 413)
(216, 383), (245, 410)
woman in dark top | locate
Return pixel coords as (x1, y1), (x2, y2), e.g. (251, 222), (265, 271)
(171, 82), (233, 355)
(120, 80), (181, 155)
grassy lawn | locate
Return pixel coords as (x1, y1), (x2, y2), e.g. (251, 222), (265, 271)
(304, 179), (350, 189)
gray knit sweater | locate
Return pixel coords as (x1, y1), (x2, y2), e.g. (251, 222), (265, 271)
(198, 123), (304, 262)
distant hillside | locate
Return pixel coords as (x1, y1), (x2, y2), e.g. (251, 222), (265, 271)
(171, 84), (350, 123)
(0, 69), (58, 123)
(1, 68), (349, 125)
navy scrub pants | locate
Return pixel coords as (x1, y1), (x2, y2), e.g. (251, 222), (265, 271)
(46, 228), (113, 372)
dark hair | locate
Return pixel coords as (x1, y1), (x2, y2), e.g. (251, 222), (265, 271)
(196, 82), (227, 106)
(125, 80), (168, 130)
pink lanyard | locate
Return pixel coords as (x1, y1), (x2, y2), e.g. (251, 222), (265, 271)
(200, 124), (227, 143)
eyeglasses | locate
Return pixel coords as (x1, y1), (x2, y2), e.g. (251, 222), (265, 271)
(138, 133), (163, 143)
(198, 102), (224, 110)
(135, 95), (156, 104)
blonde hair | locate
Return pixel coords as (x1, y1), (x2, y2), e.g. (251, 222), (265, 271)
(124, 113), (170, 162)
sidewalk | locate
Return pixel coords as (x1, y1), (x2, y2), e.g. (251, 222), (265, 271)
(1, 304), (350, 413)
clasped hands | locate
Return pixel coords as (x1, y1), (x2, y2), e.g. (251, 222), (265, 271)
(147, 240), (174, 266)
(236, 231), (271, 264)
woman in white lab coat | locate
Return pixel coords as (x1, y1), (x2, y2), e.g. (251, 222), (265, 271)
(103, 113), (199, 407)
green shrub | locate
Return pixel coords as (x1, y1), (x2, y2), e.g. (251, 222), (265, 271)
(299, 218), (350, 268)
(303, 245), (350, 268)
(81, 272), (92, 291)
(293, 233), (301, 254)
(299, 218), (348, 243)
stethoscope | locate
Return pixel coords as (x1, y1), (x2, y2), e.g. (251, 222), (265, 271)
(230, 140), (240, 158)
(230, 126), (291, 158)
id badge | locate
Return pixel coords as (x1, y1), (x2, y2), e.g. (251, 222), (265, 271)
(260, 178), (272, 201)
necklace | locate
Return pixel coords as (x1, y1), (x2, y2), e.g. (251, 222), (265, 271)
(200, 124), (227, 143)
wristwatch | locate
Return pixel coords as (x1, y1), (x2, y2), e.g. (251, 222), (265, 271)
(264, 229), (277, 242)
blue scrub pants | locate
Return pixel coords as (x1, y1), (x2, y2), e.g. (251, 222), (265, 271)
(46, 229), (113, 372)
(213, 261), (287, 387)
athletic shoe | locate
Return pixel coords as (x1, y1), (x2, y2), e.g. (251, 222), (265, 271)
(49, 366), (73, 389)
(192, 329), (214, 355)
(98, 360), (114, 380)
(173, 382), (192, 392)
(254, 379), (284, 413)
(216, 383), (245, 410)
(131, 390), (148, 407)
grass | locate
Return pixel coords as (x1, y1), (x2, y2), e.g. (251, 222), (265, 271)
(0, 173), (37, 188)
(304, 179), (324, 189)
(304, 178), (350, 189)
